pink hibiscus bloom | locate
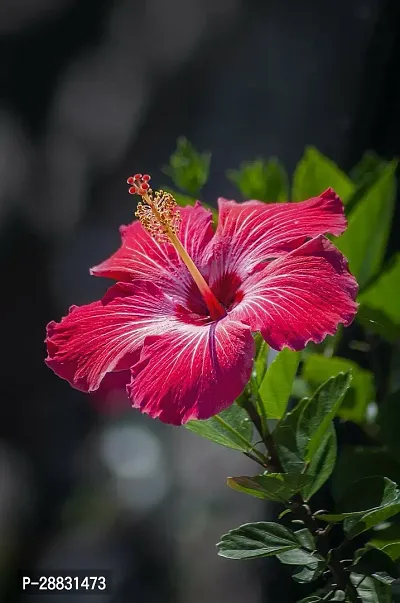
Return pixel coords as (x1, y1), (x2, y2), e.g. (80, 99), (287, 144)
(45, 175), (358, 425)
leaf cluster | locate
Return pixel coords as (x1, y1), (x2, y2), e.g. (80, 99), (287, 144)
(163, 140), (400, 603)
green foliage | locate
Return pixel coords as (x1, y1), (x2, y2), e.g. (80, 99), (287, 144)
(292, 146), (355, 202)
(381, 542), (400, 561)
(292, 563), (325, 585)
(302, 355), (374, 423)
(358, 254), (400, 341)
(357, 306), (400, 344)
(278, 529), (326, 583)
(273, 397), (310, 473)
(291, 527), (315, 551)
(217, 522), (300, 560)
(277, 546), (318, 565)
(227, 158), (289, 201)
(335, 161), (397, 289)
(252, 334), (269, 387)
(218, 521), (326, 583)
(346, 151), (388, 214)
(227, 473), (312, 502)
(350, 151), (388, 189)
(258, 348), (300, 421)
(186, 403), (253, 452)
(273, 392), (338, 500)
(279, 553), (325, 584)
(318, 477), (400, 539)
(351, 574), (392, 603)
(301, 425), (337, 501)
(165, 141), (400, 602)
(369, 521), (400, 551)
(162, 137), (211, 196)
(296, 373), (351, 462)
(347, 152), (390, 214)
(351, 548), (398, 585)
(332, 447), (400, 502)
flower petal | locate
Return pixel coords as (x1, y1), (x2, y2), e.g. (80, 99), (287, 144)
(45, 281), (177, 392)
(128, 318), (255, 425)
(229, 236), (358, 351)
(90, 202), (214, 294)
(207, 189), (347, 282)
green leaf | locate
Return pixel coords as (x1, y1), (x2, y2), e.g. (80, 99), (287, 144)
(227, 158), (289, 201)
(318, 477), (400, 539)
(301, 424), (337, 500)
(351, 548), (398, 585)
(369, 522), (400, 550)
(381, 542), (400, 561)
(297, 596), (323, 603)
(346, 152), (389, 214)
(162, 137), (211, 196)
(217, 521), (299, 560)
(329, 590), (346, 601)
(277, 528), (325, 583)
(258, 348), (300, 420)
(251, 334), (269, 392)
(332, 446), (400, 503)
(186, 403), (253, 452)
(358, 254), (400, 339)
(356, 305), (400, 343)
(273, 396), (338, 499)
(278, 552), (325, 584)
(292, 562), (325, 584)
(274, 397), (310, 474)
(227, 473), (312, 502)
(292, 146), (355, 203)
(276, 548), (317, 565)
(351, 574), (392, 603)
(295, 528), (315, 550)
(335, 160), (397, 289)
(297, 373), (351, 462)
(292, 376), (312, 400)
(302, 354), (375, 423)
(350, 152), (388, 189)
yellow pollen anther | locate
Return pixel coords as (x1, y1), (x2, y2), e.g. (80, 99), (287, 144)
(127, 173), (226, 321)
(135, 190), (181, 243)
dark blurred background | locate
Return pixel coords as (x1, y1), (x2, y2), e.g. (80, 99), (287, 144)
(0, 0), (399, 601)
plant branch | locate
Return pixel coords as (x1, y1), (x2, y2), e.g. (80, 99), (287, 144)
(243, 450), (269, 467)
(244, 397), (361, 603)
(242, 397), (283, 472)
(328, 550), (361, 603)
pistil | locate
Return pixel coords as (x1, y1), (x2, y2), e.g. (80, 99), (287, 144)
(127, 174), (226, 321)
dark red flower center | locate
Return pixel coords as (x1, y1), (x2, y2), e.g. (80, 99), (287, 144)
(175, 271), (244, 325)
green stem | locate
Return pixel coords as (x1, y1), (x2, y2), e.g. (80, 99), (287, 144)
(241, 397), (282, 471)
(243, 451), (268, 467)
(328, 550), (361, 603)
(213, 415), (269, 466)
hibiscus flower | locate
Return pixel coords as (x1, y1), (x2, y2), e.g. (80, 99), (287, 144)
(45, 174), (358, 425)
